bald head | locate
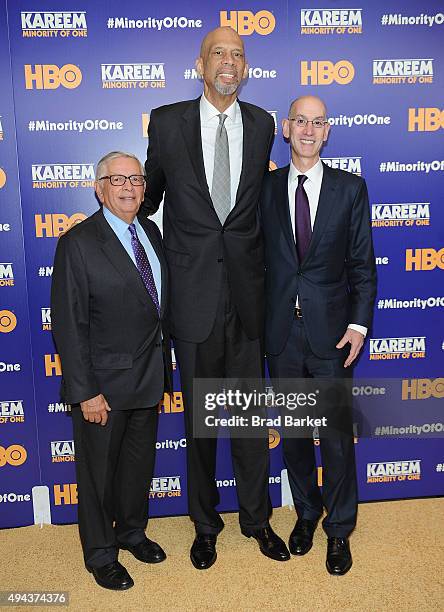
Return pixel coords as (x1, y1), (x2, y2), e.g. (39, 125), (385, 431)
(289, 96), (327, 119)
(199, 26), (244, 60)
(283, 95), (330, 171)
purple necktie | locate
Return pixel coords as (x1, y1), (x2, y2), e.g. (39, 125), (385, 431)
(128, 223), (160, 314)
(295, 174), (312, 262)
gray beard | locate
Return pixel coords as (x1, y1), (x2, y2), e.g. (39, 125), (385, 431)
(214, 78), (239, 96)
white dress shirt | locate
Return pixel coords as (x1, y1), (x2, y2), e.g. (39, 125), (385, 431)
(288, 159), (367, 337)
(200, 94), (243, 210)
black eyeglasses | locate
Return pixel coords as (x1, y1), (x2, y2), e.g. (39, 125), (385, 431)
(289, 116), (328, 129)
(98, 174), (146, 186)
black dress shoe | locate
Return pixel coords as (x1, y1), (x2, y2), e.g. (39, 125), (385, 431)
(190, 534), (217, 570)
(120, 537), (166, 563)
(242, 525), (290, 561)
(87, 561), (134, 590)
(289, 519), (317, 556)
(326, 537), (352, 575)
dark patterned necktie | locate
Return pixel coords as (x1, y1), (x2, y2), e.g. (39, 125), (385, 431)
(128, 223), (160, 313)
(295, 174), (312, 262)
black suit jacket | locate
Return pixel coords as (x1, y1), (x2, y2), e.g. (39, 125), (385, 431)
(141, 97), (275, 343)
(261, 162), (377, 359)
(51, 208), (171, 410)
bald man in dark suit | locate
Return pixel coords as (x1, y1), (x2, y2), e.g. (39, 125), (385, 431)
(261, 96), (376, 575)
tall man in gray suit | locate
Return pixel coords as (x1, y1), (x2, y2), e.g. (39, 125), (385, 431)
(142, 27), (289, 568)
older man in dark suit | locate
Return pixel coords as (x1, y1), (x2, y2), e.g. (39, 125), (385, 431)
(51, 151), (171, 590)
(142, 26), (289, 568)
(261, 96), (376, 575)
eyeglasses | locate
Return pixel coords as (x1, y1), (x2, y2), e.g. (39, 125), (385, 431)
(98, 174), (146, 186)
(289, 116), (328, 129)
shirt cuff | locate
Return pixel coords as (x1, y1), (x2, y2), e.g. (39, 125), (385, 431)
(348, 323), (367, 337)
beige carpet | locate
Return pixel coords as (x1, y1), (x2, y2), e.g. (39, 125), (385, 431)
(1, 499), (443, 612)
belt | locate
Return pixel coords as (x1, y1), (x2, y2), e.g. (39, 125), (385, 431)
(294, 307), (303, 319)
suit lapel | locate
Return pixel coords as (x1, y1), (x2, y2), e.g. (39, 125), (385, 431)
(94, 210), (155, 310)
(275, 165), (299, 264)
(303, 162), (337, 263)
(232, 102), (258, 211)
(138, 215), (168, 317)
(181, 98), (212, 206)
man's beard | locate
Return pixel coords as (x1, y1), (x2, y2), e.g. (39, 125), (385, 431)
(214, 77), (239, 96)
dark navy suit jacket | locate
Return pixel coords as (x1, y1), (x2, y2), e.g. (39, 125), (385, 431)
(260, 162), (377, 359)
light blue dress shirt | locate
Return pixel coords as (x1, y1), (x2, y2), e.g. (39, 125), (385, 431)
(103, 206), (162, 305)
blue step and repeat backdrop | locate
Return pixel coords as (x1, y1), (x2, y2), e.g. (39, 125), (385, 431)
(1, 1), (443, 528)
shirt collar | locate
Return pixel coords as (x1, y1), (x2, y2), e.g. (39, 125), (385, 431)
(200, 94), (239, 124)
(103, 205), (136, 239)
(289, 158), (323, 186)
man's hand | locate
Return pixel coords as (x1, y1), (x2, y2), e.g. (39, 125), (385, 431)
(80, 394), (111, 426)
(336, 329), (364, 368)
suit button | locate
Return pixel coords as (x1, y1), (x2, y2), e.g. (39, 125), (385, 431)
(217, 258), (223, 263)
(297, 271), (302, 276)
(221, 228), (225, 234)
(155, 342), (161, 348)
